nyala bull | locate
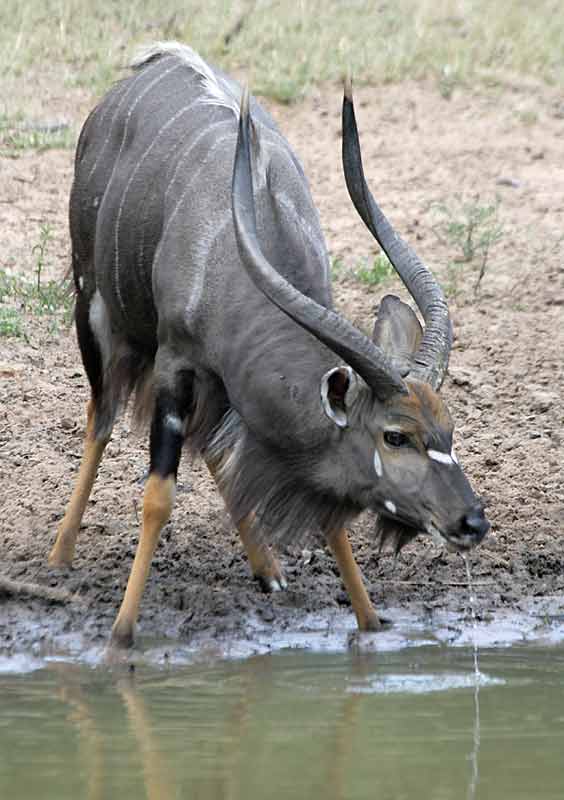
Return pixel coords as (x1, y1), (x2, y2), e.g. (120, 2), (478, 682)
(49, 42), (489, 647)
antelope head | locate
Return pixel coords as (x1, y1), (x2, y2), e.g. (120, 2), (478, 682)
(231, 84), (489, 554)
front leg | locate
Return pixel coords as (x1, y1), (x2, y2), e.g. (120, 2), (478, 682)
(206, 456), (286, 593)
(327, 528), (384, 631)
(110, 381), (192, 648)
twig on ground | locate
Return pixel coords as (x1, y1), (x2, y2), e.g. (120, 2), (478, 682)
(0, 574), (79, 604)
(379, 579), (494, 587)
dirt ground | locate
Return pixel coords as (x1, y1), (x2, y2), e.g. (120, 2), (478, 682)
(0, 76), (563, 655)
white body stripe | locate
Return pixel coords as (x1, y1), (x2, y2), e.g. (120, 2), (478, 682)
(114, 99), (200, 312)
(164, 119), (232, 203)
(158, 132), (237, 250)
(276, 190), (329, 276)
(86, 68), (148, 182)
(184, 213), (232, 324)
(100, 61), (184, 312)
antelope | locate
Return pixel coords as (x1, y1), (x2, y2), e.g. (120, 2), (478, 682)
(48, 42), (489, 648)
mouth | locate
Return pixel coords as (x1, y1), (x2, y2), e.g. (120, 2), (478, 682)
(425, 522), (478, 553)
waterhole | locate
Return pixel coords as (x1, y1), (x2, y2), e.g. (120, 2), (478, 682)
(1, 639), (563, 799)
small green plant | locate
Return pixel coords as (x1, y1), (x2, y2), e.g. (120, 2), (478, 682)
(432, 197), (503, 294)
(31, 224), (71, 315)
(354, 253), (395, 286)
(0, 225), (73, 337)
(0, 306), (23, 337)
(0, 267), (20, 304)
(443, 262), (462, 299)
(438, 64), (459, 100)
(517, 109), (538, 126)
(330, 255), (346, 281)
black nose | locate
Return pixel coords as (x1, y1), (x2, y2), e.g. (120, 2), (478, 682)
(461, 506), (490, 541)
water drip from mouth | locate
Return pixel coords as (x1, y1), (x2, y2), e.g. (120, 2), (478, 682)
(463, 553), (481, 800)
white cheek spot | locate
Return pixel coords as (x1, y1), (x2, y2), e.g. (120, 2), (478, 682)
(427, 449), (454, 466)
(78, 276), (84, 292)
(384, 500), (397, 515)
(164, 414), (183, 434)
(451, 447), (459, 464)
(373, 448), (383, 478)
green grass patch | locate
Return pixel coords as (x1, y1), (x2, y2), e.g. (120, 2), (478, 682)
(0, 307), (23, 338)
(0, 0), (562, 108)
(331, 252), (396, 287)
(0, 114), (74, 156)
(354, 254), (395, 286)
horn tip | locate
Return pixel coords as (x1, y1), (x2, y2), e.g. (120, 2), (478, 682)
(240, 85), (250, 120)
(343, 73), (353, 103)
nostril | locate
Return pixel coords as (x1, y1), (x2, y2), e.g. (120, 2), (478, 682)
(462, 506), (490, 539)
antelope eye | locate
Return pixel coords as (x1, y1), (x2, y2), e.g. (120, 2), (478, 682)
(384, 431), (410, 448)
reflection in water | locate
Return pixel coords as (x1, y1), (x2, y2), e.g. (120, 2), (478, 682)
(38, 652), (482, 800)
(325, 657), (369, 800)
(2, 642), (564, 800)
(119, 679), (175, 800)
(56, 670), (105, 800)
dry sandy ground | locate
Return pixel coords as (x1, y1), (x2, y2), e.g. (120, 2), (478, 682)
(0, 76), (563, 654)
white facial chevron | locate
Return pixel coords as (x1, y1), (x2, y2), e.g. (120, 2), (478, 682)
(427, 449), (454, 466)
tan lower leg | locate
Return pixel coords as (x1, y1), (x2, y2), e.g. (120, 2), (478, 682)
(110, 474), (175, 648)
(206, 458), (285, 589)
(236, 514), (285, 588)
(328, 528), (382, 631)
(49, 399), (108, 567)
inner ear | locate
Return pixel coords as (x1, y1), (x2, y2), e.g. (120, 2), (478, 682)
(321, 366), (358, 428)
(372, 294), (423, 366)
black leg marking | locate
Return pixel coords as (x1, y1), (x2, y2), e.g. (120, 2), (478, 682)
(150, 372), (194, 478)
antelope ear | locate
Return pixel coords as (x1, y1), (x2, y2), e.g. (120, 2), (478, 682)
(320, 366), (360, 428)
(372, 295), (423, 370)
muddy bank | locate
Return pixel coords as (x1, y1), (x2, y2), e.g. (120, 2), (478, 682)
(1, 507), (563, 657)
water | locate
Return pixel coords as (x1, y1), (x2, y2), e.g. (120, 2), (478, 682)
(1, 642), (564, 799)
(463, 554), (481, 800)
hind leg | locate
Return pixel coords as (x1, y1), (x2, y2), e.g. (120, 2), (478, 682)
(49, 290), (112, 567)
(49, 398), (110, 566)
(206, 457), (286, 592)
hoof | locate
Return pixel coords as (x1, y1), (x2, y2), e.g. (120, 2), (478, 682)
(359, 613), (392, 632)
(48, 552), (74, 569)
(110, 622), (135, 650)
(48, 532), (76, 568)
(103, 644), (135, 666)
(255, 572), (288, 594)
